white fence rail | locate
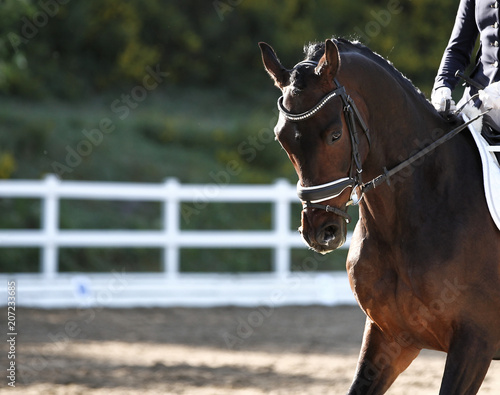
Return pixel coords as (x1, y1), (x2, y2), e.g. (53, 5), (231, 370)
(0, 175), (355, 307)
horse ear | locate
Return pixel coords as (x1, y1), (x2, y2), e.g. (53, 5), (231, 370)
(315, 39), (341, 81)
(259, 42), (290, 89)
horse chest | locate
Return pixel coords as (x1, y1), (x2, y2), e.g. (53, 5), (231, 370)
(347, 232), (401, 319)
(348, 260), (402, 326)
(347, 250), (459, 350)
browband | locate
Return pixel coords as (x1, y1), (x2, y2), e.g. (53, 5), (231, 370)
(277, 88), (344, 122)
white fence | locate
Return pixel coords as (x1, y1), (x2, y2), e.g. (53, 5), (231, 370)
(0, 175), (355, 308)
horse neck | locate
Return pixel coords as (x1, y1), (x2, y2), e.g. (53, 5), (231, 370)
(344, 57), (479, 238)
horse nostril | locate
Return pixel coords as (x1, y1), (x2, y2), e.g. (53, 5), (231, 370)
(320, 225), (338, 245)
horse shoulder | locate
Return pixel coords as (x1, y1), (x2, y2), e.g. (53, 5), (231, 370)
(346, 221), (456, 349)
(346, 223), (399, 320)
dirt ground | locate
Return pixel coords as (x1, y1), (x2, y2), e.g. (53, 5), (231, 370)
(2, 305), (500, 394)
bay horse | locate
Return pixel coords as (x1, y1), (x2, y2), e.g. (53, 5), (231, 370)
(259, 38), (500, 394)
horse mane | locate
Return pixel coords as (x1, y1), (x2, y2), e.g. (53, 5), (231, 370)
(301, 38), (438, 114)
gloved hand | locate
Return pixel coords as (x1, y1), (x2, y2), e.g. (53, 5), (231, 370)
(431, 87), (456, 113)
(479, 81), (500, 110)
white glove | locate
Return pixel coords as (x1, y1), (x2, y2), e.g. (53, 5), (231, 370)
(431, 87), (456, 113)
(479, 81), (500, 110)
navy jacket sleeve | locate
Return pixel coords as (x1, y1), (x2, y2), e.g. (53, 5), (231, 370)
(434, 0), (479, 91)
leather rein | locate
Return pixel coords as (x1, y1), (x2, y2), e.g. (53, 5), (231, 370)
(277, 60), (485, 223)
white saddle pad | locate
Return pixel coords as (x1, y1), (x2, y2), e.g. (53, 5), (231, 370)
(462, 112), (500, 231)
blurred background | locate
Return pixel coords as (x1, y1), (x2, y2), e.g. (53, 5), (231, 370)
(0, 0), (461, 275)
(4, 2), (500, 394)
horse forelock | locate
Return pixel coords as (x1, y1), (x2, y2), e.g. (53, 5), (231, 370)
(286, 42), (327, 93)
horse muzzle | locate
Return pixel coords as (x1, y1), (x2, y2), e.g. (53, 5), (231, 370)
(300, 207), (347, 253)
(297, 177), (356, 253)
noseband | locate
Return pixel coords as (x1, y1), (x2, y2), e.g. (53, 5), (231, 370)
(278, 60), (485, 224)
(277, 62), (371, 223)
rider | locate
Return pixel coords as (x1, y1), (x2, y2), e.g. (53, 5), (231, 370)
(431, 0), (500, 145)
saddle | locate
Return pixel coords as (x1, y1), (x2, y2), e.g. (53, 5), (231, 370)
(482, 122), (500, 164)
(462, 108), (500, 231)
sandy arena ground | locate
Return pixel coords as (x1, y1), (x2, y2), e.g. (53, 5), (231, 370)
(2, 305), (500, 394)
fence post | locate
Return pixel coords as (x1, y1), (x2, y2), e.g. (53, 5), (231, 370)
(273, 178), (291, 279)
(163, 178), (180, 280)
(41, 174), (59, 279)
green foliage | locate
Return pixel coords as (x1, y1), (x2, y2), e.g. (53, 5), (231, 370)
(0, 91), (302, 273)
(0, 197), (41, 273)
(0, 1), (462, 273)
(59, 248), (161, 272)
(0, 0), (461, 98)
(0, 248), (39, 273)
(0, 198), (40, 229)
(181, 249), (272, 273)
(0, 151), (15, 178)
(0, 0), (34, 95)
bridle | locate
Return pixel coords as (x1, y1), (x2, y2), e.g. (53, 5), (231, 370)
(277, 60), (370, 223)
(277, 60), (485, 223)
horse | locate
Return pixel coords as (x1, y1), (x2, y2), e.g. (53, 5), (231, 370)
(259, 38), (500, 394)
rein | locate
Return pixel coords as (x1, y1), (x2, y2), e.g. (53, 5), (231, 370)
(359, 113), (486, 194)
(277, 60), (486, 223)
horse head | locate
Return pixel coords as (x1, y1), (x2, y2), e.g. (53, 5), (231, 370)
(260, 39), (370, 253)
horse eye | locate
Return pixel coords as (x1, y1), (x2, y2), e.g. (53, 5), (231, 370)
(327, 130), (342, 145)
